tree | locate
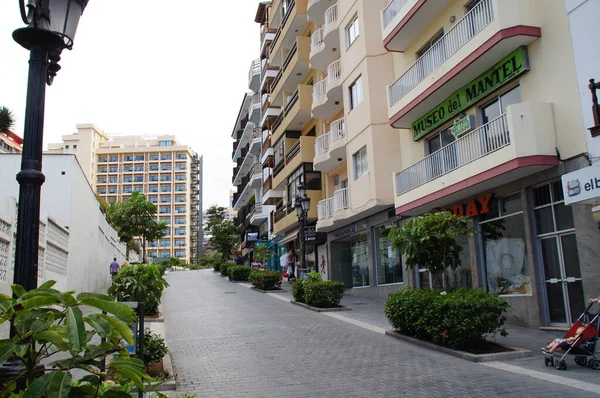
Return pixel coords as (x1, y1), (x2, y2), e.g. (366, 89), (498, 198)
(253, 243), (271, 264)
(388, 212), (476, 287)
(107, 191), (167, 261)
(0, 106), (15, 135)
(205, 205), (239, 259)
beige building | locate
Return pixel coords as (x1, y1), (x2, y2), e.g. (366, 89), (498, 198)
(0, 130), (23, 153)
(47, 124), (202, 264)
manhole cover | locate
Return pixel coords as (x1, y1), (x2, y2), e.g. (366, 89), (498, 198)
(224, 292), (237, 294)
(353, 302), (367, 305)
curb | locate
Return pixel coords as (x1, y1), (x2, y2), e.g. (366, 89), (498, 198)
(385, 330), (532, 363)
(251, 287), (287, 293)
(291, 300), (352, 312)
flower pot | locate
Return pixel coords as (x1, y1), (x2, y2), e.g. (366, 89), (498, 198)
(145, 359), (164, 376)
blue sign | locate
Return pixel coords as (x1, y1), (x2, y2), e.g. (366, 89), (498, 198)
(332, 223), (357, 240)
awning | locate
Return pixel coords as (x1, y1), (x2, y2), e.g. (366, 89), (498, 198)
(278, 230), (299, 246)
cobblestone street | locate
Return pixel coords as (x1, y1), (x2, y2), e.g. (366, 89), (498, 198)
(162, 270), (598, 397)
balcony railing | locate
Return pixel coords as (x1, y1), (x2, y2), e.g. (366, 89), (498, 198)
(315, 116), (345, 157)
(272, 41), (299, 93)
(248, 59), (260, 82)
(317, 197), (333, 220)
(318, 187), (349, 220)
(334, 188), (349, 212)
(396, 113), (509, 195)
(326, 59), (342, 86)
(315, 133), (329, 156)
(389, 0), (495, 106)
(313, 79), (327, 101)
(270, 0), (296, 53)
(382, 0), (410, 30)
(311, 28), (324, 49)
(324, 3), (338, 26)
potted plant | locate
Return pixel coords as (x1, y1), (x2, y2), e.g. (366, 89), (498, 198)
(143, 329), (169, 376)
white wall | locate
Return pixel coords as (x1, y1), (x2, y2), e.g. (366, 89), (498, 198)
(0, 154), (138, 297)
(566, 0), (600, 162)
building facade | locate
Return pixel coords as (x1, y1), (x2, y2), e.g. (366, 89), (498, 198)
(0, 130), (23, 153)
(47, 125), (203, 264)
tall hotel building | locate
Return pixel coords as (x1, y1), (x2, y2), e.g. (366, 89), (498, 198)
(47, 124), (203, 264)
(232, 0), (600, 329)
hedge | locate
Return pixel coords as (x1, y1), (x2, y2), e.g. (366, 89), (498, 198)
(220, 261), (233, 276)
(304, 281), (345, 308)
(291, 271), (323, 303)
(250, 270), (282, 290)
(385, 288), (509, 349)
(229, 266), (251, 282)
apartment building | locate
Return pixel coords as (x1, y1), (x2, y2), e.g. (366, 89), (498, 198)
(0, 130), (23, 153)
(47, 125), (203, 264)
(384, 0), (599, 328)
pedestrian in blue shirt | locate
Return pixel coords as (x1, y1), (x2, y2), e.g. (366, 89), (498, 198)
(109, 257), (120, 277)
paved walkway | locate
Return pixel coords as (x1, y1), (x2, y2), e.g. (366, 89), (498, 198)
(162, 270), (600, 397)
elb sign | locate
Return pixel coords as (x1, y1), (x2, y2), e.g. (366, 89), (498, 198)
(561, 163), (600, 205)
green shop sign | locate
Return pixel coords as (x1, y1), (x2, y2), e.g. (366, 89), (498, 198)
(412, 46), (530, 141)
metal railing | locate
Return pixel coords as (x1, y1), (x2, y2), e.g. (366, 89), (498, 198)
(248, 58), (261, 83)
(396, 113), (509, 195)
(324, 3), (339, 26)
(389, 0), (495, 106)
(311, 28), (324, 49)
(317, 197), (334, 220)
(315, 116), (345, 157)
(313, 79), (327, 101)
(315, 132), (330, 156)
(326, 59), (342, 86)
(330, 117), (346, 142)
(382, 0), (410, 30)
(334, 188), (349, 212)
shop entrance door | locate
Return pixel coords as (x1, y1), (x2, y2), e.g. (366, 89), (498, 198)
(540, 233), (585, 326)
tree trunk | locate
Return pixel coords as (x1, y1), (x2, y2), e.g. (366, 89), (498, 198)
(125, 245), (130, 261)
(432, 272), (444, 290)
(142, 238), (147, 264)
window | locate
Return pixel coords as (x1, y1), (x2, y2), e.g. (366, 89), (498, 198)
(161, 175), (172, 182)
(480, 193), (529, 295)
(123, 187), (133, 194)
(98, 177), (107, 184)
(481, 85), (521, 125)
(149, 175), (159, 182)
(426, 128), (457, 178)
(175, 251), (185, 258)
(135, 155), (144, 161)
(287, 166), (304, 200)
(353, 146), (368, 179)
(375, 222), (403, 285)
(150, 154), (159, 161)
(175, 207), (186, 214)
(175, 195), (186, 203)
(161, 154), (172, 160)
(98, 167), (108, 173)
(149, 197), (158, 204)
(160, 207), (171, 214)
(134, 186), (144, 192)
(99, 156), (108, 163)
(124, 156), (133, 162)
(109, 156), (118, 162)
(134, 176), (143, 182)
(175, 239), (185, 247)
(135, 165), (144, 172)
(346, 15), (359, 47)
(176, 164), (186, 170)
(123, 176), (133, 183)
(161, 197), (171, 203)
(162, 164), (172, 171)
(98, 188), (106, 194)
(109, 188), (118, 194)
(175, 218), (185, 225)
(149, 186), (159, 192)
(351, 232), (369, 288)
(109, 166), (119, 173)
(175, 185), (186, 192)
(349, 76), (363, 110)
(162, 186), (172, 192)
(274, 138), (284, 165)
(175, 228), (185, 236)
(124, 166), (133, 172)
(150, 165), (159, 171)
(176, 153), (187, 160)
(160, 217), (171, 225)
(65, 145), (69, 149)
(416, 30), (444, 79)
(160, 239), (170, 247)
(109, 177), (118, 183)
(72, 145), (77, 150)
(149, 241), (157, 248)
(149, 251), (158, 258)
(160, 251), (170, 258)
(159, 141), (173, 147)
(175, 174), (186, 181)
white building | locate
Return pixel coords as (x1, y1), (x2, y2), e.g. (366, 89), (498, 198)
(0, 154), (139, 314)
(566, 0), (600, 161)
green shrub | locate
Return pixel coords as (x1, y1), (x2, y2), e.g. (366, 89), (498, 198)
(385, 288), (509, 349)
(108, 264), (169, 316)
(143, 329), (169, 365)
(229, 266), (251, 281)
(250, 270), (282, 290)
(220, 261), (233, 276)
(304, 281), (345, 308)
(213, 261), (221, 272)
(291, 271), (323, 303)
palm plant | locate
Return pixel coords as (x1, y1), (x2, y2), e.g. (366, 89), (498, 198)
(0, 106), (15, 135)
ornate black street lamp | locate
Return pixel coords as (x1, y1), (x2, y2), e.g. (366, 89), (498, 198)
(0, 0), (89, 387)
(295, 183), (311, 275)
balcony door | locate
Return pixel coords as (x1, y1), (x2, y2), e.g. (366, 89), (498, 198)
(480, 85), (521, 153)
(426, 128), (457, 180)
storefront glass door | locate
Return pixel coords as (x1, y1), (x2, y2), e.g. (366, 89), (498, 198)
(534, 181), (585, 326)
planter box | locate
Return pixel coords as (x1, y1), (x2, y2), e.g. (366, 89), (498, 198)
(251, 287), (287, 293)
(144, 314), (164, 323)
(385, 331), (531, 363)
(291, 300), (351, 312)
(145, 360), (164, 376)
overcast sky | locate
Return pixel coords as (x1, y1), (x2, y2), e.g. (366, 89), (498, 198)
(0, 1), (259, 210)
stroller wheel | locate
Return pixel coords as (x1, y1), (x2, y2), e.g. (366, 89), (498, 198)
(589, 359), (600, 370)
(555, 359), (567, 371)
(544, 356), (554, 367)
(575, 356), (588, 366)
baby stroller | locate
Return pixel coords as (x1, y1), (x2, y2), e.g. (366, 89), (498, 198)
(543, 303), (600, 371)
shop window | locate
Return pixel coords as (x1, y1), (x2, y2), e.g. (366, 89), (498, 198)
(479, 193), (530, 295)
(351, 232), (369, 288)
(353, 146), (368, 180)
(349, 75), (363, 110)
(374, 222), (403, 285)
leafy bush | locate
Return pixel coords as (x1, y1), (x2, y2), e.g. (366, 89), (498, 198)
(143, 329), (169, 365)
(304, 281), (345, 308)
(108, 264), (169, 316)
(249, 270), (282, 290)
(229, 266), (251, 282)
(385, 288), (509, 349)
(213, 261), (221, 272)
(220, 261), (233, 276)
(291, 271), (323, 303)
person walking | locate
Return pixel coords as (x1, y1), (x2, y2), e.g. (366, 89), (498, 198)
(109, 257), (120, 277)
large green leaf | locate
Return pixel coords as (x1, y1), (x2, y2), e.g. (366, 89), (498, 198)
(11, 285), (26, 298)
(107, 318), (133, 345)
(23, 372), (52, 398)
(85, 314), (112, 338)
(66, 307), (86, 352)
(33, 331), (69, 352)
(79, 298), (134, 323)
(47, 371), (72, 398)
(20, 295), (61, 309)
(38, 280), (57, 289)
(110, 365), (145, 389)
(21, 288), (63, 301)
(0, 340), (15, 363)
(77, 292), (111, 301)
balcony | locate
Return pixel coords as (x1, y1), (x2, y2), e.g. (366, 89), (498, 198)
(307, 0), (330, 22)
(388, 0), (542, 129)
(316, 187), (350, 231)
(232, 121), (257, 162)
(382, 0), (452, 52)
(260, 25), (277, 59)
(272, 136), (316, 189)
(232, 131), (262, 186)
(309, 3), (339, 71)
(269, 0), (308, 69)
(270, 36), (311, 106)
(248, 59), (261, 92)
(250, 202), (275, 226)
(234, 163), (263, 211)
(393, 102), (559, 216)
(262, 174), (284, 205)
(312, 59), (342, 120)
(249, 94), (261, 124)
(314, 117), (346, 172)
(273, 190), (322, 234)
(272, 85), (314, 143)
